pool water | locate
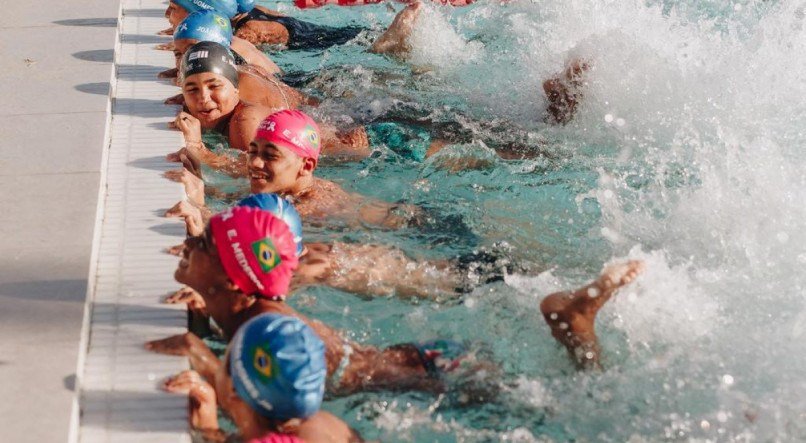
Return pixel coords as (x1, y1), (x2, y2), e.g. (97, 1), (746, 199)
(212, 0), (806, 440)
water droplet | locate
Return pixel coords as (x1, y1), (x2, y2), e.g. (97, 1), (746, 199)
(559, 322), (569, 330)
(721, 374), (734, 386)
(587, 287), (600, 298)
(585, 351), (595, 359)
(700, 419), (711, 430)
(717, 411), (728, 423)
(604, 114), (614, 123)
(549, 313), (558, 320)
(616, 118), (626, 127)
(147, 373), (156, 381)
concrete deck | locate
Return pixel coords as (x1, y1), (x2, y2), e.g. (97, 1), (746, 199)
(0, 1), (120, 442)
(0, 1), (191, 441)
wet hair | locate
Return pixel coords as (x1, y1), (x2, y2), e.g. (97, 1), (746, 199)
(180, 41), (239, 87)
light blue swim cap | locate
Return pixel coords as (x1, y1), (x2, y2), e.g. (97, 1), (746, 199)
(238, 194), (304, 257)
(230, 314), (327, 420)
(173, 0), (239, 19)
(175, 11), (233, 46)
(236, 0), (256, 13)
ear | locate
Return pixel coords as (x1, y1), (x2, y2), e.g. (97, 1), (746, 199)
(224, 278), (241, 293)
(298, 157), (317, 178)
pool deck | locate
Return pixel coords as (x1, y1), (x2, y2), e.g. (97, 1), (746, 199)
(0, 0), (191, 441)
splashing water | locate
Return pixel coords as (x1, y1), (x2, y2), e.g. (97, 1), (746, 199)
(250, 0), (806, 440)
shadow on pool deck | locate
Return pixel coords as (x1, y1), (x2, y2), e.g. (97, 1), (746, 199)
(52, 18), (118, 27)
(74, 49), (115, 63)
(76, 82), (111, 95)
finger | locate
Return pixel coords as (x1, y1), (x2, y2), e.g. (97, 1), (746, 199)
(164, 243), (185, 256)
(168, 121), (179, 129)
(166, 152), (182, 162)
(163, 170), (184, 182)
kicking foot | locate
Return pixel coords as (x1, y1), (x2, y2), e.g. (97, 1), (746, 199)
(540, 260), (644, 369)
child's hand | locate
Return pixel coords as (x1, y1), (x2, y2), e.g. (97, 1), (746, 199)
(164, 167), (205, 206)
(164, 286), (207, 315)
(165, 200), (204, 236)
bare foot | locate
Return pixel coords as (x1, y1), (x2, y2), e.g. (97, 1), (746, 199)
(540, 260), (644, 369)
(370, 2), (422, 57)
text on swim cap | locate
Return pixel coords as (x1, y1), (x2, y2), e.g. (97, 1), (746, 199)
(191, 0), (214, 10)
(226, 228), (265, 291)
(188, 50), (209, 61)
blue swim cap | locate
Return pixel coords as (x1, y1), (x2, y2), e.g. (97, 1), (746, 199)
(236, 0), (256, 13)
(230, 314), (326, 420)
(173, 0), (239, 19)
(238, 194), (304, 257)
(175, 11), (233, 46)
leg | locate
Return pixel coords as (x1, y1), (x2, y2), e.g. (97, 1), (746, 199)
(370, 2), (422, 57)
(540, 260), (644, 370)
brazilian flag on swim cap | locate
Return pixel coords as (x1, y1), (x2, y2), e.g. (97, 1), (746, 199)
(252, 237), (281, 273)
(173, 0), (238, 19)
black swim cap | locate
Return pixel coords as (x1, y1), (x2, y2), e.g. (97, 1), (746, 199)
(180, 41), (239, 87)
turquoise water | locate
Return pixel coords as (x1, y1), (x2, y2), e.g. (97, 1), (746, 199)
(217, 0), (806, 440)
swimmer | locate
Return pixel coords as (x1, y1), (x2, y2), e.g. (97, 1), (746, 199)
(171, 192), (515, 301)
(165, 0), (362, 51)
(169, 42), (369, 168)
(161, 10), (282, 80)
(168, 109), (415, 229)
(231, 0), (364, 50)
(149, 207), (645, 399)
(162, 313), (362, 442)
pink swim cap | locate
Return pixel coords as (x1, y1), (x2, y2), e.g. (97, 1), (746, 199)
(255, 110), (321, 161)
(248, 434), (304, 443)
(210, 206), (299, 300)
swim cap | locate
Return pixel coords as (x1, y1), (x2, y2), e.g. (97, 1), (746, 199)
(255, 110), (321, 161)
(210, 206), (299, 300)
(175, 10), (233, 46)
(248, 435), (304, 443)
(230, 314), (326, 420)
(172, 0), (239, 19)
(180, 41), (239, 87)
(238, 194), (304, 257)
(236, 0), (256, 13)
